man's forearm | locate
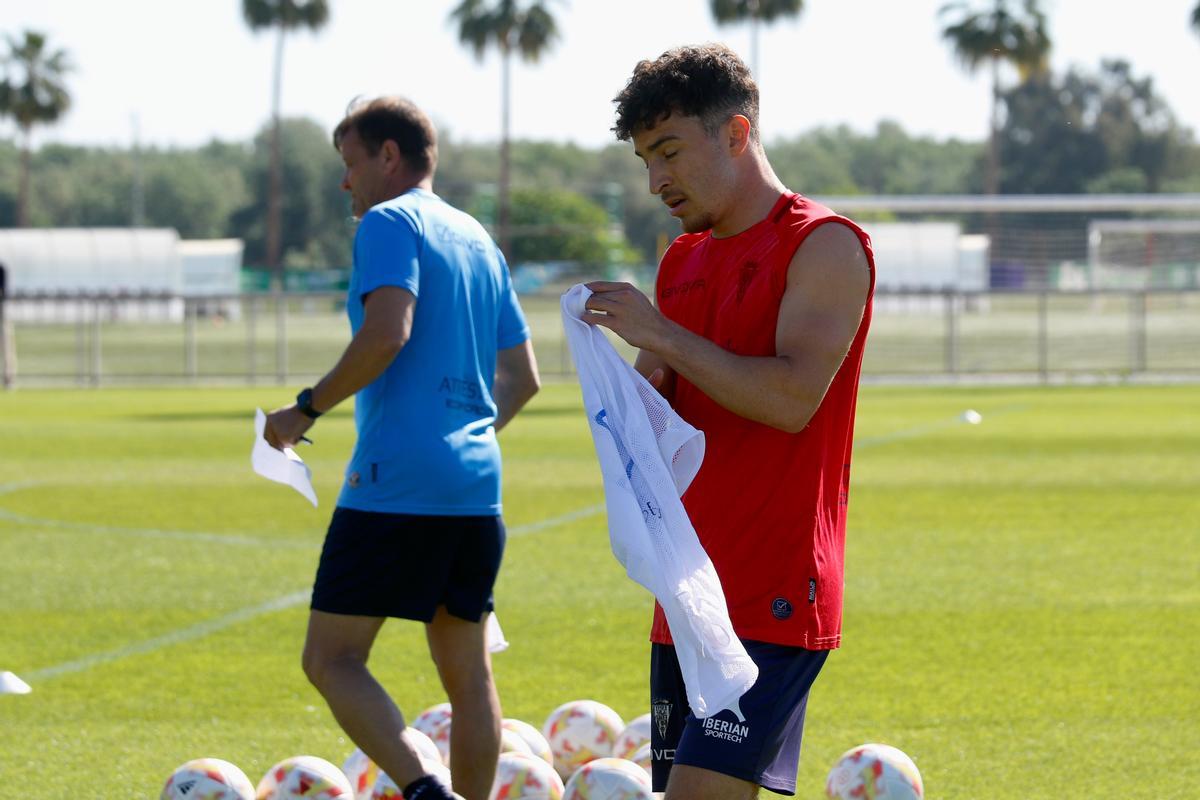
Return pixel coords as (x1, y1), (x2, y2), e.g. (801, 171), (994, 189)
(493, 374), (537, 432)
(655, 323), (823, 434)
(310, 334), (403, 414)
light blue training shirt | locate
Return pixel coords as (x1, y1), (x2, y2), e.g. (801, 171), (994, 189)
(336, 188), (530, 516)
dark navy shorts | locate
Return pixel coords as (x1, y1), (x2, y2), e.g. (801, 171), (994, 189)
(310, 507), (505, 623)
(650, 640), (829, 796)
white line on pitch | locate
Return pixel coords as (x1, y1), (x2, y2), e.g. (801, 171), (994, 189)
(0, 507), (317, 549)
(854, 404), (1027, 449)
(0, 489), (604, 548)
(24, 590), (312, 683)
(507, 503), (604, 536)
(17, 503), (605, 685)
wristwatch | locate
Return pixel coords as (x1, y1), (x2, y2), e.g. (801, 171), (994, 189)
(295, 387), (323, 419)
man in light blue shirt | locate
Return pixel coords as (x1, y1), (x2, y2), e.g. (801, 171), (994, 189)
(265, 96), (539, 800)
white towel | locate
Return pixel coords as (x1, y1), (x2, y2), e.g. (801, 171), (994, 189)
(561, 284), (758, 719)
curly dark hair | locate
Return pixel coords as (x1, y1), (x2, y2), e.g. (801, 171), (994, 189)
(333, 96), (438, 175)
(612, 43), (759, 142)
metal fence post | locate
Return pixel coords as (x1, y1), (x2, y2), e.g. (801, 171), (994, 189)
(184, 299), (198, 380)
(90, 297), (103, 387)
(75, 301), (87, 386)
(275, 292), (288, 385)
(1038, 290), (1049, 384)
(247, 295), (258, 384)
(0, 297), (12, 390)
(944, 289), (959, 376)
(1131, 291), (1148, 373)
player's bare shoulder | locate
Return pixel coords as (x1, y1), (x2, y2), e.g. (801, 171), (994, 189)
(786, 221), (870, 305)
(793, 221), (868, 274)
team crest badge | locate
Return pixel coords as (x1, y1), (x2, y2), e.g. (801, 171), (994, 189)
(652, 699), (672, 739)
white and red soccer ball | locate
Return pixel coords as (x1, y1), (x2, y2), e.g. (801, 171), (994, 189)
(411, 703), (453, 739)
(368, 761), (452, 800)
(341, 748), (381, 800)
(343, 728), (450, 800)
(489, 751), (565, 800)
(255, 755), (353, 799)
(160, 758), (255, 800)
(503, 718), (554, 766)
(541, 700), (625, 780)
(825, 743), (924, 800)
(561, 757), (652, 800)
(611, 714), (651, 761)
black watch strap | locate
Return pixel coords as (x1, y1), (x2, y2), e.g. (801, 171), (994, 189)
(296, 387), (322, 419)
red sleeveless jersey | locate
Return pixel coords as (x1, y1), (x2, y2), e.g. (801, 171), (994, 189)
(650, 192), (875, 649)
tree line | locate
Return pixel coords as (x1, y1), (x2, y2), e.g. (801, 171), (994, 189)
(1, 0), (1199, 271)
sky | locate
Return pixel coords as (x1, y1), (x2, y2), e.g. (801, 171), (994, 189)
(1, 0), (1199, 152)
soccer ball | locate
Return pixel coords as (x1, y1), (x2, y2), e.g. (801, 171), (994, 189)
(429, 716), (531, 767)
(628, 743), (652, 777)
(405, 727), (445, 767)
(369, 761), (452, 800)
(541, 700), (625, 780)
(500, 727), (535, 757)
(489, 751), (565, 800)
(825, 743), (924, 800)
(342, 749), (380, 800)
(160, 758), (254, 800)
(562, 758), (652, 800)
(347, 731), (449, 800)
(502, 718), (555, 767)
(412, 702), (453, 738)
(256, 755), (353, 799)
(612, 713), (651, 761)
(429, 718), (453, 765)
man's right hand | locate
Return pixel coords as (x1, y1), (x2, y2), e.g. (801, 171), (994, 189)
(264, 405), (314, 451)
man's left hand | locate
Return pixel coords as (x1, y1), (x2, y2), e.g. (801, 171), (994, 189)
(264, 405), (314, 451)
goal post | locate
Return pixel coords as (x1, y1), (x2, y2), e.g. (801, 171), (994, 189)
(1088, 219), (1200, 290)
(815, 193), (1200, 292)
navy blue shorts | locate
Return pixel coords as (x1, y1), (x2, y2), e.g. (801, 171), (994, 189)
(650, 640), (829, 796)
(310, 507), (505, 622)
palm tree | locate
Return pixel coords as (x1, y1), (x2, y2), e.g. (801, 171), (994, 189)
(709, 0), (804, 79)
(940, 0), (1051, 195)
(449, 0), (560, 259)
(0, 31), (72, 227)
(242, 0), (330, 283)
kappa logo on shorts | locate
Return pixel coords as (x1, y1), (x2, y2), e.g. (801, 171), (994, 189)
(771, 597), (793, 619)
(652, 699), (672, 739)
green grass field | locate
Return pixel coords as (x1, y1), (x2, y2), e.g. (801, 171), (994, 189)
(0, 382), (1197, 798)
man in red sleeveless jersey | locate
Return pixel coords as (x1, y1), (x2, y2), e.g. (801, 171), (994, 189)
(582, 44), (876, 799)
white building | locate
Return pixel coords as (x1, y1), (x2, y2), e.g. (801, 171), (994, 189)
(0, 228), (243, 321)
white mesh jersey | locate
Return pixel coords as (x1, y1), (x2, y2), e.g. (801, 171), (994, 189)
(560, 283), (758, 719)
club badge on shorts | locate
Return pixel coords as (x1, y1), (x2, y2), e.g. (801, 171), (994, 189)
(652, 699), (672, 739)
